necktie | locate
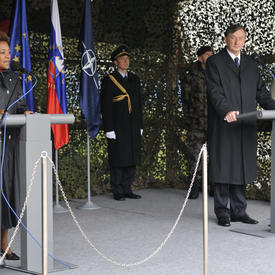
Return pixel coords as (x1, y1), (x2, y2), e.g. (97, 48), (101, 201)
(234, 57), (240, 68)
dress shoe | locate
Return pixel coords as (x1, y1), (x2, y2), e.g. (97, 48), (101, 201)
(124, 193), (141, 199)
(217, 217), (231, 227)
(1, 250), (20, 260)
(113, 195), (125, 201)
(231, 214), (258, 224)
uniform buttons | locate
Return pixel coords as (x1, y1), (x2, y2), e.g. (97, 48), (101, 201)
(8, 135), (11, 140)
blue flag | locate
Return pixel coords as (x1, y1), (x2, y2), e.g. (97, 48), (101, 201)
(9, 0), (34, 111)
(79, 0), (101, 139)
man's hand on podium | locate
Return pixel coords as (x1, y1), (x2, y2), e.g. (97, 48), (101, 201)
(225, 111), (239, 123)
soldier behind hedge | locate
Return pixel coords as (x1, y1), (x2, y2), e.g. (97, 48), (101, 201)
(181, 46), (213, 199)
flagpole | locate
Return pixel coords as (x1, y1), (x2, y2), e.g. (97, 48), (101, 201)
(78, 130), (100, 210)
(53, 149), (68, 213)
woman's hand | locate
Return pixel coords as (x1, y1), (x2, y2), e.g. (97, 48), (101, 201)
(24, 110), (33, 115)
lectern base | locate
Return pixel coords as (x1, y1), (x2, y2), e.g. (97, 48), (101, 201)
(2, 259), (77, 274)
(230, 219), (275, 238)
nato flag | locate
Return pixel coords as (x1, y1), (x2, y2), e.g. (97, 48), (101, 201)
(79, 0), (101, 139)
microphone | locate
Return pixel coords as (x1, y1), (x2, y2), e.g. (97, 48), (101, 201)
(10, 61), (33, 76)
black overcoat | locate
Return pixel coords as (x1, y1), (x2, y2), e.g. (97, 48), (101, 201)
(0, 70), (28, 229)
(205, 48), (275, 185)
(101, 70), (142, 167)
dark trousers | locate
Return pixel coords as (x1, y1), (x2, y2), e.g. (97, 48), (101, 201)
(213, 183), (247, 219)
(110, 166), (136, 196)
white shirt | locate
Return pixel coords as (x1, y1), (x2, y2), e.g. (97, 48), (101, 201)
(226, 48), (241, 63)
(118, 71), (128, 78)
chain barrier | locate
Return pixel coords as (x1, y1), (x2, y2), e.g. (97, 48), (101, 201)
(47, 143), (206, 267)
(0, 144), (206, 267)
(0, 155), (41, 264)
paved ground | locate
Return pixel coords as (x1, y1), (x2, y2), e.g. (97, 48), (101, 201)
(1, 188), (275, 275)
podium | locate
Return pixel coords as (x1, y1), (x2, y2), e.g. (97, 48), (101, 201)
(0, 113), (74, 273)
(237, 110), (275, 233)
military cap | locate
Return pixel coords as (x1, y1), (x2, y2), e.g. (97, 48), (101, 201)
(197, 46), (213, 57)
(111, 45), (129, 61)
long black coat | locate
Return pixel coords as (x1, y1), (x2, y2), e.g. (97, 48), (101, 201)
(205, 48), (275, 185)
(0, 70), (28, 229)
(101, 70), (142, 167)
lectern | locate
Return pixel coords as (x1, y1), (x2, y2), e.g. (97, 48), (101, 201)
(0, 113), (74, 273)
(237, 110), (275, 233)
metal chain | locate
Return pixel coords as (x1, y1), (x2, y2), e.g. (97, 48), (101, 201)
(47, 144), (206, 267)
(0, 155), (42, 264)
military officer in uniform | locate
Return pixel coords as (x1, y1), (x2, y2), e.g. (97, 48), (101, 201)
(181, 46), (213, 199)
(101, 45), (143, 201)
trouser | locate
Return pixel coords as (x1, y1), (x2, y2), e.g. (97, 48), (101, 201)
(213, 183), (247, 219)
(110, 166), (136, 196)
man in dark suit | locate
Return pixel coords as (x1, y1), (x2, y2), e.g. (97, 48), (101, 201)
(205, 24), (275, 226)
(101, 45), (143, 201)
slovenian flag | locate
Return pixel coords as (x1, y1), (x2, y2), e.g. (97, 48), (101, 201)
(9, 0), (34, 111)
(47, 0), (69, 150)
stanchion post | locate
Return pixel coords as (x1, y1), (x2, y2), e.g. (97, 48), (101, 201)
(42, 153), (48, 275)
(77, 131), (100, 210)
(202, 145), (208, 275)
(53, 149), (68, 213)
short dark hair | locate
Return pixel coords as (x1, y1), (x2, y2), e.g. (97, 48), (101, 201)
(225, 24), (246, 37)
(0, 31), (10, 43)
(197, 46), (212, 57)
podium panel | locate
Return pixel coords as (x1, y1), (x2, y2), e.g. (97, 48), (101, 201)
(0, 113), (74, 273)
(237, 110), (275, 234)
(20, 114), (54, 272)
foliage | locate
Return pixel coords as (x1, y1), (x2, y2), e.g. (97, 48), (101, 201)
(179, 0), (275, 61)
(247, 131), (271, 201)
(0, 0), (274, 201)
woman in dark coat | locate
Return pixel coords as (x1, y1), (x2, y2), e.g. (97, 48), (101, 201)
(101, 46), (143, 201)
(205, 24), (275, 227)
(0, 32), (32, 260)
